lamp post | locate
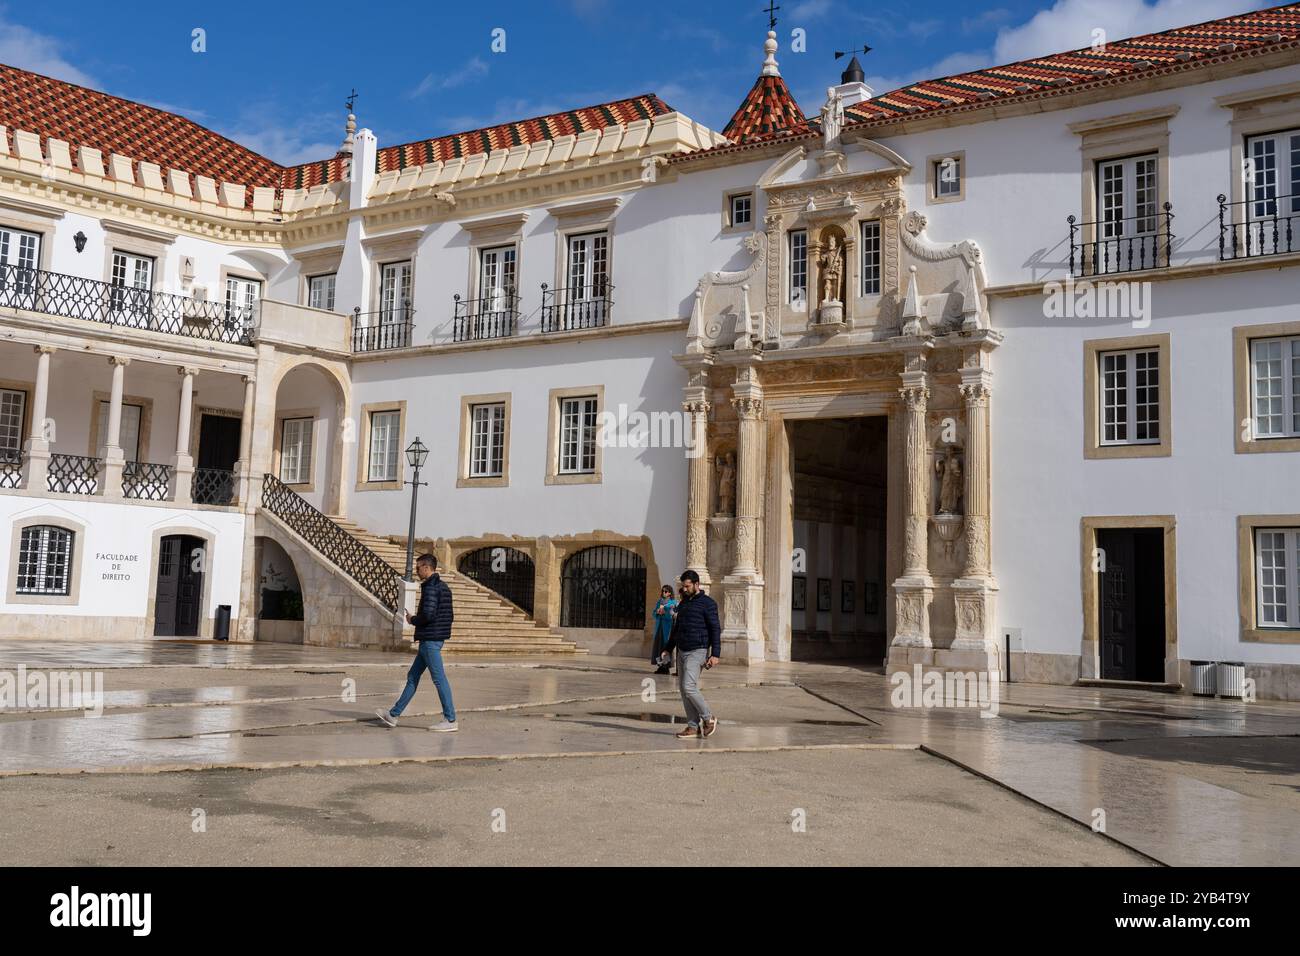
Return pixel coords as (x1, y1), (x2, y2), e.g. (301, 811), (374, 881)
(403, 437), (429, 581)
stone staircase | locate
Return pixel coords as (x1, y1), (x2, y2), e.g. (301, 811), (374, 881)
(327, 517), (586, 656)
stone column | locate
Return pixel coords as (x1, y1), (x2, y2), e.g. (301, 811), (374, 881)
(171, 366), (198, 504)
(682, 398), (712, 585)
(102, 356), (129, 499)
(719, 365), (765, 661)
(235, 374), (255, 507)
(952, 362), (998, 661)
(22, 345), (55, 492)
(888, 350), (934, 662)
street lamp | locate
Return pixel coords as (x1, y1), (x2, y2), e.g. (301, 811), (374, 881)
(403, 437), (429, 581)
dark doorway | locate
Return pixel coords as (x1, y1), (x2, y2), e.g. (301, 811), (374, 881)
(459, 547), (536, 616)
(155, 535), (206, 637)
(1097, 528), (1165, 682)
(197, 414), (241, 470)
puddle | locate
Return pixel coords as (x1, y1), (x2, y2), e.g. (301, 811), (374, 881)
(588, 711), (683, 724)
(794, 719), (870, 727)
(293, 670), (347, 676)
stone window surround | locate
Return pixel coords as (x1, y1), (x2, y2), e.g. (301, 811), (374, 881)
(6, 513), (86, 607)
(1082, 332), (1172, 459)
(354, 400), (407, 492)
(99, 218), (175, 293)
(547, 197), (619, 294)
(1068, 106), (1177, 249)
(545, 384), (604, 486)
(1078, 514), (1178, 681)
(1214, 80), (1300, 212)
(144, 524), (217, 640)
(273, 406), (318, 492)
(0, 197), (63, 273)
(722, 188), (755, 232)
(925, 150), (966, 204)
(457, 392), (512, 489)
(293, 246), (344, 310)
(364, 230), (421, 316)
(86, 390), (154, 462)
(187, 406), (242, 463)
(217, 265), (265, 312)
(458, 212), (528, 302)
(1233, 318), (1300, 454)
(1238, 513), (1300, 645)
(0, 377), (35, 450)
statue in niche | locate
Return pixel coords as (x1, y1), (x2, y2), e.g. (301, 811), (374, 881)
(715, 452), (736, 516)
(820, 87), (844, 150)
(819, 234), (845, 304)
(936, 446), (963, 515)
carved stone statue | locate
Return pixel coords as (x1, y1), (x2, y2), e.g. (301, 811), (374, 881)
(820, 86), (844, 150)
(936, 446), (963, 515)
(716, 452), (736, 516)
(819, 235), (844, 304)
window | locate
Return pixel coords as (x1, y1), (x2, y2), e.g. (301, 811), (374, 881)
(558, 396), (598, 475)
(789, 229), (807, 307)
(478, 246), (516, 310)
(0, 387), (26, 455)
(109, 251), (153, 322)
(934, 156), (961, 198)
(1099, 348), (1160, 445)
(95, 401), (142, 461)
(1244, 128), (1300, 221)
(380, 262), (412, 324)
(308, 274), (337, 312)
(860, 220), (881, 295)
(16, 525), (73, 596)
(224, 275), (260, 327)
(567, 232), (609, 300)
(280, 417), (313, 485)
(730, 193), (753, 227)
(1096, 154), (1158, 272)
(0, 225), (40, 300)
(469, 403), (506, 478)
(1255, 528), (1300, 629)
(367, 410), (400, 482)
(1251, 336), (1300, 439)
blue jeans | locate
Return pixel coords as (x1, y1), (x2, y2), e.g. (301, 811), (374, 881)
(390, 641), (456, 722)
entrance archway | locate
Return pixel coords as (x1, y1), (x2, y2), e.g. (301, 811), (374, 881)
(269, 362), (349, 516)
(154, 534), (206, 637)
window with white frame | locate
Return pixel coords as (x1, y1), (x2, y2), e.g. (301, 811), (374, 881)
(1251, 336), (1300, 439)
(1255, 527), (1300, 629)
(478, 246), (517, 310)
(16, 525), (73, 596)
(95, 401), (142, 461)
(1244, 127), (1300, 220)
(225, 275), (261, 326)
(367, 410), (400, 482)
(280, 417), (313, 485)
(308, 273), (337, 312)
(0, 388), (26, 456)
(789, 229), (807, 307)
(380, 261), (412, 323)
(730, 193), (753, 227)
(566, 232), (609, 300)
(1099, 348), (1160, 445)
(0, 225), (41, 298)
(558, 396), (598, 475)
(933, 156), (962, 198)
(109, 252), (153, 320)
(860, 220), (881, 295)
(469, 403), (506, 478)
(1097, 155), (1158, 254)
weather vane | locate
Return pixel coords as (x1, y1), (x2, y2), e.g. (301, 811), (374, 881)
(764, 0), (780, 30)
(834, 45), (873, 60)
(345, 89), (359, 113)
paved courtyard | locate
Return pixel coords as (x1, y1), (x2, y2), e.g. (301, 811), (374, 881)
(1, 640), (1297, 866)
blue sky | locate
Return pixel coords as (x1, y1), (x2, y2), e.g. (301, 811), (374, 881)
(0, 0), (1270, 166)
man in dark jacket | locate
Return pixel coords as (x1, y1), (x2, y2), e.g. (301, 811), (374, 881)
(376, 553), (458, 732)
(659, 569), (720, 738)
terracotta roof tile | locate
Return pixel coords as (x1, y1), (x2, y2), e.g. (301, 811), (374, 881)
(722, 74), (810, 144)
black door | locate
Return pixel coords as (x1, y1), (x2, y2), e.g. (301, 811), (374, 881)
(197, 415), (241, 470)
(155, 535), (205, 637)
(1097, 529), (1165, 682)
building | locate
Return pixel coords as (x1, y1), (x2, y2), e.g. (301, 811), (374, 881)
(1, 4), (1298, 698)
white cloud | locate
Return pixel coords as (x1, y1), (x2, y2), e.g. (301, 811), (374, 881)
(0, 11), (97, 86)
(408, 56), (490, 99)
(790, 0), (834, 20)
(221, 105), (341, 166)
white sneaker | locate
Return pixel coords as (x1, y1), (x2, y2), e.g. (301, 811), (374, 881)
(375, 709), (397, 728)
(429, 719), (458, 733)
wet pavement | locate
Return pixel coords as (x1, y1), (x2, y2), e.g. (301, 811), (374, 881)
(1, 639), (1297, 866)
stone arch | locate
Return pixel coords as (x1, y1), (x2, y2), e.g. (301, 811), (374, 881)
(559, 545), (647, 630)
(267, 359), (351, 516)
(144, 523), (217, 639)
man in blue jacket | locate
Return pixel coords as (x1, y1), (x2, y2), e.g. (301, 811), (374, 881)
(376, 553), (458, 732)
(659, 569), (721, 739)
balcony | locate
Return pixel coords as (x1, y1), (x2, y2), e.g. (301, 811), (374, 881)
(540, 281), (613, 333)
(1218, 193), (1299, 260)
(351, 306), (413, 353)
(1067, 204), (1174, 277)
(0, 263), (255, 345)
(2, 450), (238, 506)
(454, 292), (519, 342)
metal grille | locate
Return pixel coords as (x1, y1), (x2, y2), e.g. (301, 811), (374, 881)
(47, 454), (101, 495)
(0, 263), (254, 344)
(261, 474), (401, 612)
(560, 545), (646, 629)
(540, 282), (613, 332)
(193, 467), (236, 506)
(454, 293), (519, 341)
(352, 309), (414, 352)
(123, 461), (172, 501)
(458, 547), (536, 616)
(16, 525), (73, 595)
(0, 449), (21, 489)
(1219, 193), (1298, 260)
(1067, 203), (1174, 276)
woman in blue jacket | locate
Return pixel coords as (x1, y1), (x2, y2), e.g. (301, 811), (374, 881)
(650, 585), (677, 674)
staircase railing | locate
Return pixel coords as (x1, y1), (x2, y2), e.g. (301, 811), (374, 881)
(260, 474), (401, 612)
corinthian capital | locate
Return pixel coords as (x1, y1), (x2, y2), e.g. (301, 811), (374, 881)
(898, 385), (930, 411)
(731, 397), (764, 420)
(959, 382), (991, 407)
(681, 399), (712, 417)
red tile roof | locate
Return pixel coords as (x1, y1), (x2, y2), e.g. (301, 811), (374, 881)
(722, 74), (810, 144)
(0, 63), (282, 187)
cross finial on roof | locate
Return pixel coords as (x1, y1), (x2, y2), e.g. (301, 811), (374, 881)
(345, 89), (359, 113)
(764, 0), (780, 30)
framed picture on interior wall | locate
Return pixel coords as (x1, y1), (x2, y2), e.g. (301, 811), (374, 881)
(792, 575), (807, 611)
(864, 582), (879, 615)
(817, 578), (831, 612)
(841, 580), (855, 613)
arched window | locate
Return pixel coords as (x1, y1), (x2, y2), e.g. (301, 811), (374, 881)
(458, 547), (536, 616)
(16, 525), (74, 595)
(560, 546), (646, 629)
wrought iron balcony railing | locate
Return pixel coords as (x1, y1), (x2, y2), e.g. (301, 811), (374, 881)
(1219, 193), (1299, 260)
(351, 307), (414, 352)
(453, 292), (519, 342)
(261, 474), (401, 612)
(193, 467), (236, 506)
(540, 282), (612, 333)
(48, 454), (101, 495)
(1067, 204), (1174, 277)
(0, 264), (255, 344)
(122, 461), (172, 501)
(0, 449), (22, 489)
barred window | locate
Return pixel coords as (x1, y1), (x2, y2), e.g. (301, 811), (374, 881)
(16, 525), (73, 596)
(559, 396), (598, 474)
(470, 403), (506, 478)
(860, 220), (881, 295)
(1099, 348), (1159, 445)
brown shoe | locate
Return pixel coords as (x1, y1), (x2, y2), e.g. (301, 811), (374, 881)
(702, 717), (718, 738)
(675, 726), (700, 738)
